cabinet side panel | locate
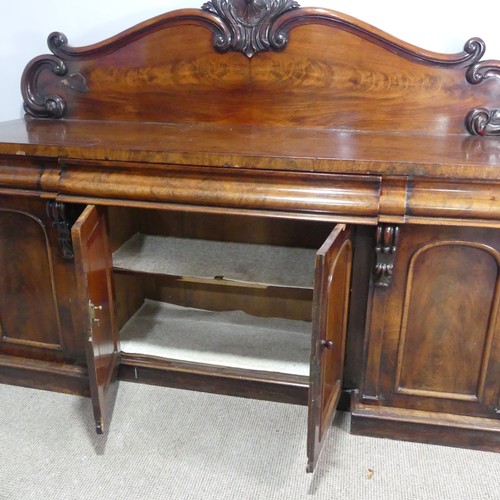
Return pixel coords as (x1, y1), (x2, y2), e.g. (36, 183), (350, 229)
(0, 210), (62, 348)
(396, 243), (499, 400)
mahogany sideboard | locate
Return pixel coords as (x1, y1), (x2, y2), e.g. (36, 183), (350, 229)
(0, 0), (499, 472)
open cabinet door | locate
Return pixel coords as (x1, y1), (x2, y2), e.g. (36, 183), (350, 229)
(72, 205), (120, 434)
(307, 224), (352, 473)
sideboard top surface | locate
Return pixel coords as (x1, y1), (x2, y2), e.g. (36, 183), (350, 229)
(0, 118), (499, 180)
(1, 1), (500, 181)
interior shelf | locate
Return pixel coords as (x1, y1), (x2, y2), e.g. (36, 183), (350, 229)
(119, 300), (312, 377)
(112, 233), (317, 288)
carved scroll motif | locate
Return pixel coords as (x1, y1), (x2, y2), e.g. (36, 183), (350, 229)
(374, 225), (399, 288)
(202, 0), (300, 57)
(46, 201), (74, 259)
(465, 108), (500, 136)
(22, 55), (68, 119)
(22, 33), (89, 119)
(466, 58), (500, 85)
(465, 52), (500, 136)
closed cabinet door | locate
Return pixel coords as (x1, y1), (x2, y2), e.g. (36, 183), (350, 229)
(307, 224), (352, 472)
(0, 195), (84, 361)
(72, 205), (120, 433)
(363, 225), (500, 418)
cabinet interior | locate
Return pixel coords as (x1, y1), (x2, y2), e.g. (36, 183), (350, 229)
(108, 207), (335, 378)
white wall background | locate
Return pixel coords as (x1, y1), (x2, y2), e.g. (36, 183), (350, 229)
(1, 0), (499, 122)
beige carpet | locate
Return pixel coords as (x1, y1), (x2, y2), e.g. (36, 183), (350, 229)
(0, 381), (498, 499)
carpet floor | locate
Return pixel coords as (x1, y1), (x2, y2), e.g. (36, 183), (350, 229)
(0, 381), (498, 500)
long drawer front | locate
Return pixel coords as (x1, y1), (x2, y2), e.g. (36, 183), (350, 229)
(53, 160), (381, 223)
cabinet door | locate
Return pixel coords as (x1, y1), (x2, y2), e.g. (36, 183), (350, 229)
(307, 224), (352, 473)
(0, 196), (85, 361)
(363, 225), (500, 418)
(72, 205), (120, 433)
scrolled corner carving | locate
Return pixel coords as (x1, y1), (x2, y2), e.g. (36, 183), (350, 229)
(465, 107), (500, 136)
(202, 0), (300, 57)
(47, 31), (69, 57)
(466, 61), (500, 85)
(462, 37), (486, 70)
(22, 54), (68, 119)
(462, 38), (500, 136)
(21, 31), (89, 119)
(374, 225), (399, 288)
(465, 38), (500, 85)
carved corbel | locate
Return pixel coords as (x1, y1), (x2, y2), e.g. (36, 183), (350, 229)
(46, 201), (74, 259)
(374, 225), (399, 287)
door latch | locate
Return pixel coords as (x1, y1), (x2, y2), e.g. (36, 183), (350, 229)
(88, 300), (103, 341)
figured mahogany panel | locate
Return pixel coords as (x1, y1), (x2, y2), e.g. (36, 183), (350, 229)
(0, 196), (86, 362)
(20, 4), (500, 134)
(25, 26), (251, 124)
(363, 225), (500, 418)
(0, 209), (62, 348)
(396, 243), (499, 399)
(247, 27), (494, 134)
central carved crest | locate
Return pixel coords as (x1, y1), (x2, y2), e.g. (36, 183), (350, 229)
(233, 0), (271, 27)
(202, 0), (300, 57)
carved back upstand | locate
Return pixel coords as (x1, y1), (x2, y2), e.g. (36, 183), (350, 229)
(21, 0), (500, 135)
